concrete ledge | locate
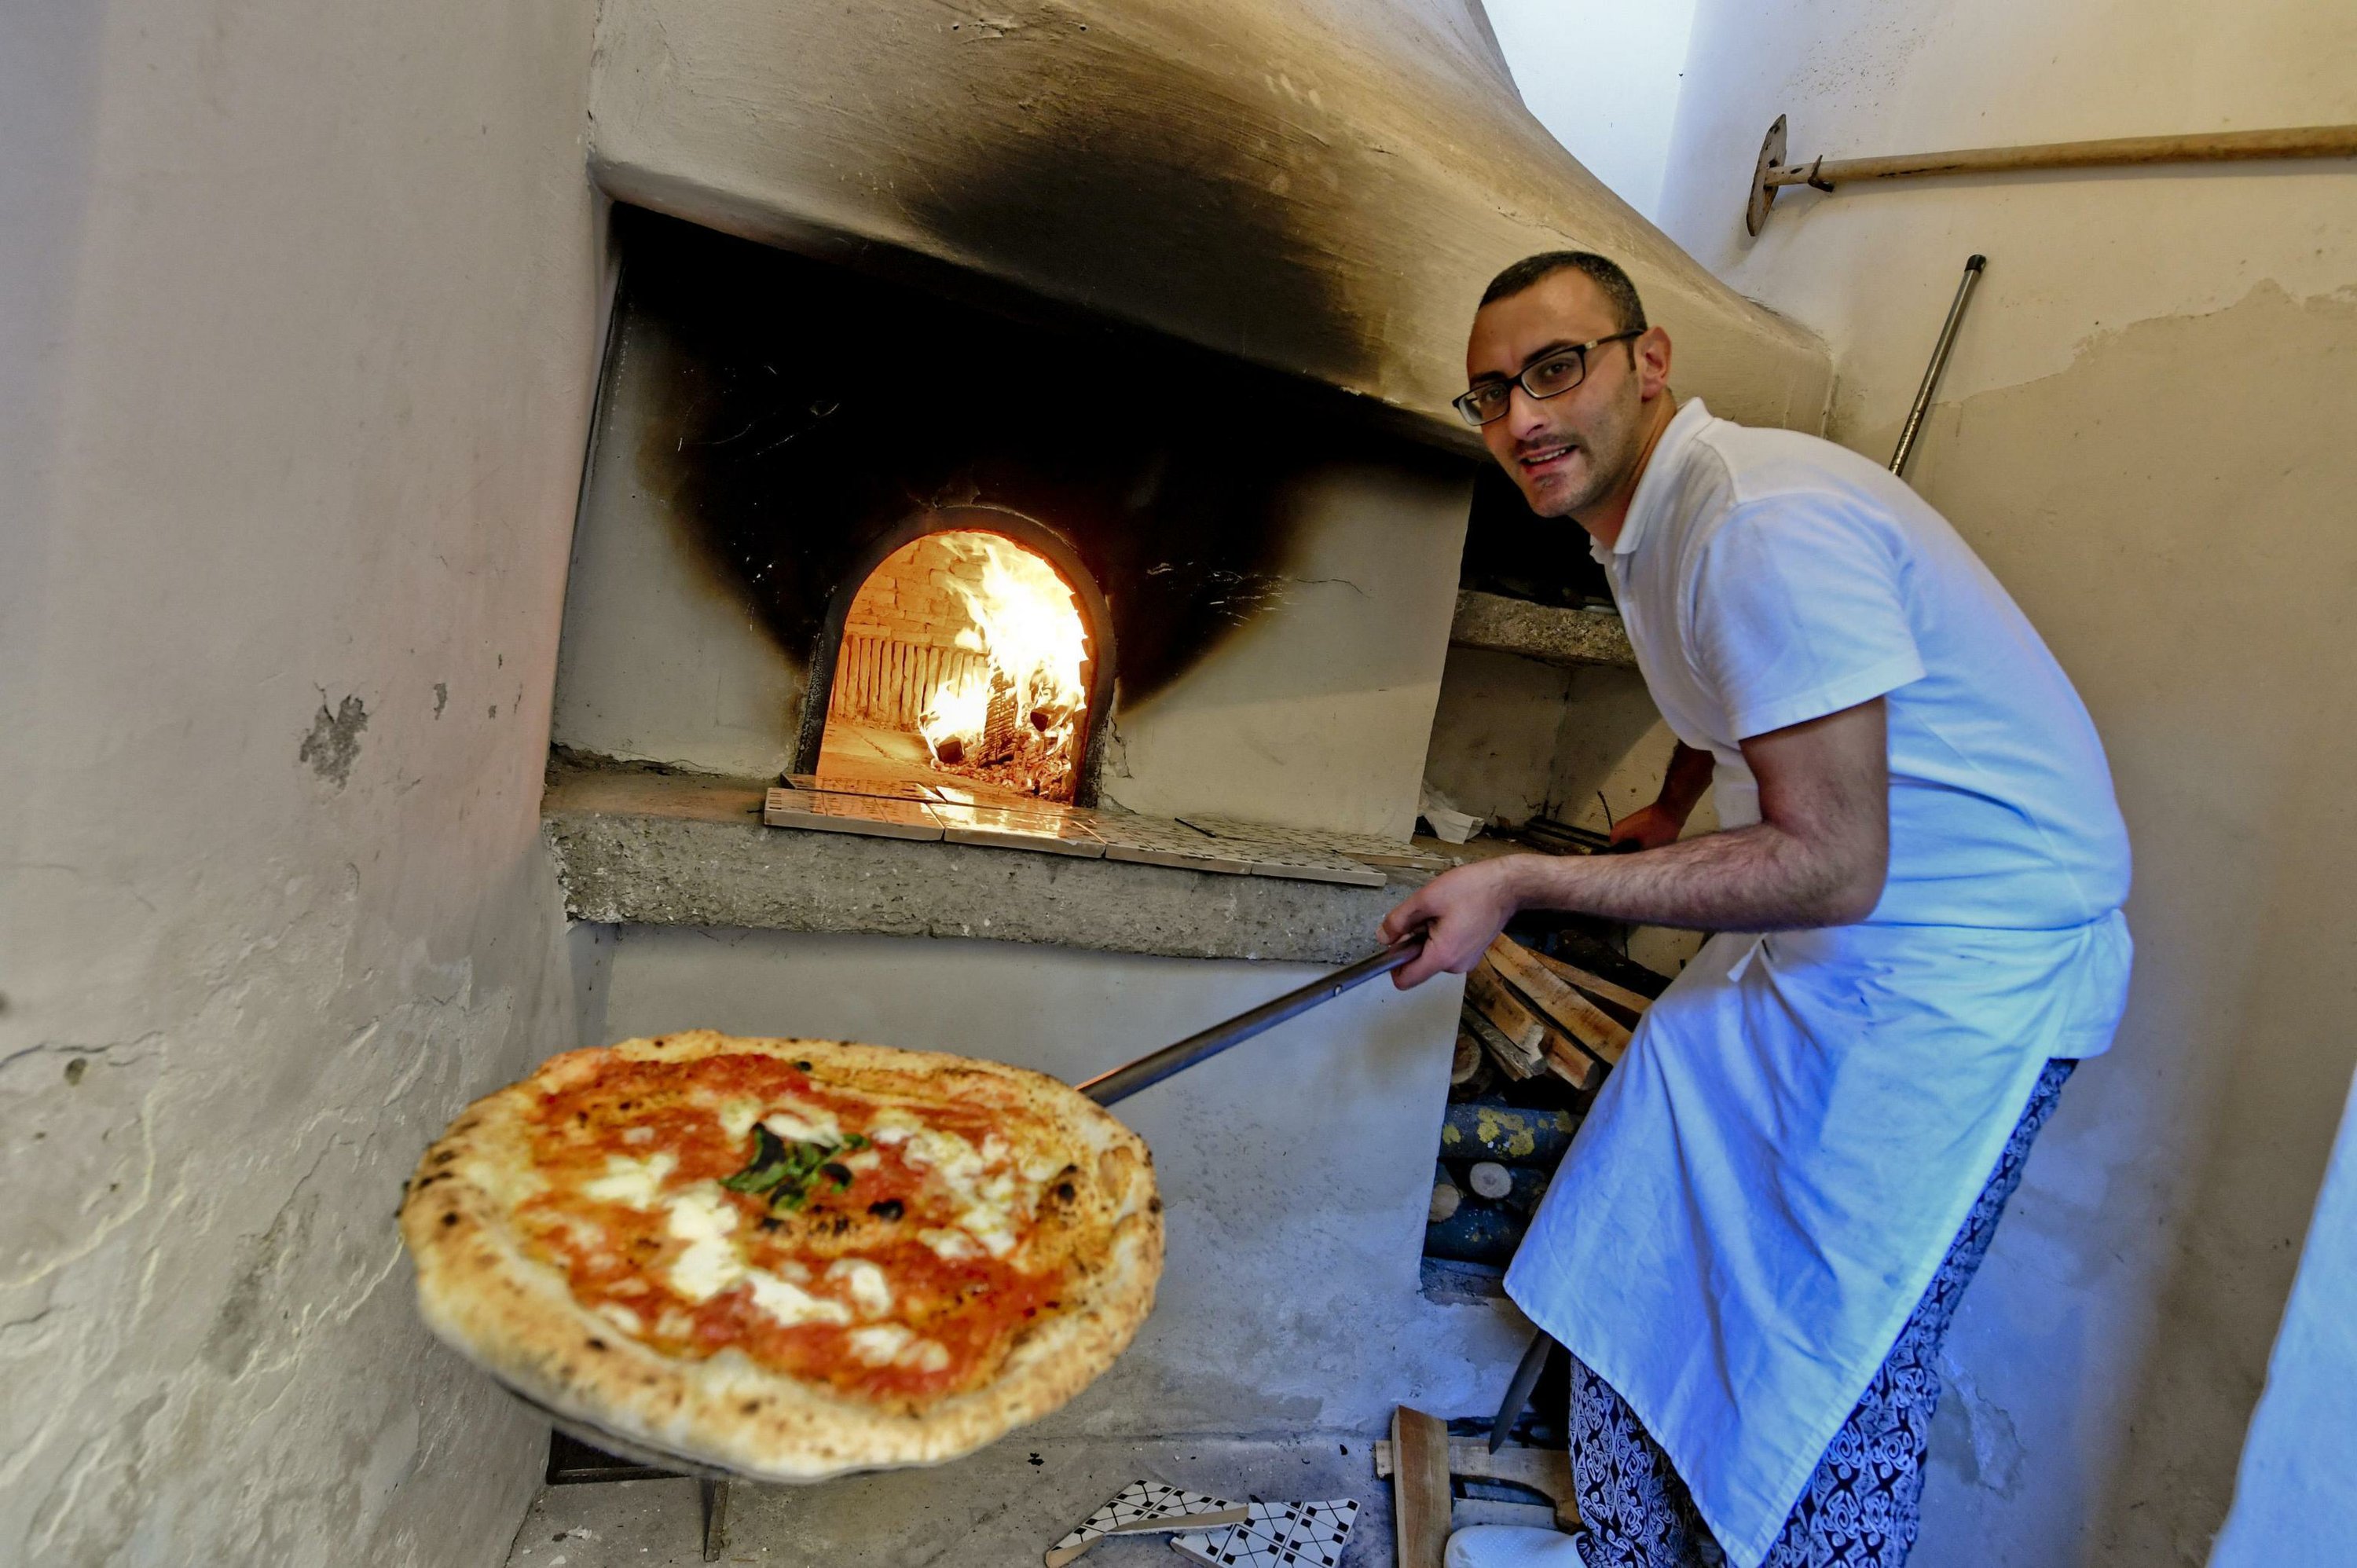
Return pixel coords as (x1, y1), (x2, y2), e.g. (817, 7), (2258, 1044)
(542, 767), (1424, 963)
(1450, 588), (1635, 668)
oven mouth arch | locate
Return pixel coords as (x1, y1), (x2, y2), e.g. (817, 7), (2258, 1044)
(793, 504), (1119, 808)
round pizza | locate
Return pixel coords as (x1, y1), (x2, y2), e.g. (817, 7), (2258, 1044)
(398, 1031), (1163, 1480)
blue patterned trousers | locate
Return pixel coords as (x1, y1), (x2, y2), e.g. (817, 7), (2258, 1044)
(1567, 1058), (2077, 1568)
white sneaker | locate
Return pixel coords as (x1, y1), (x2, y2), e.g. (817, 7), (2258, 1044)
(1443, 1523), (1590, 1568)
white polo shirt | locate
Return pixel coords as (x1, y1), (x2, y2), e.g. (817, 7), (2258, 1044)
(1505, 399), (2133, 1567)
(1598, 397), (2130, 929)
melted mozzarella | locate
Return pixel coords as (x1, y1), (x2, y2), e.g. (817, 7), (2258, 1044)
(867, 1109), (922, 1145)
(843, 1149), (882, 1173)
(846, 1324), (949, 1372)
(664, 1185), (742, 1301)
(582, 1152), (677, 1207)
(743, 1268), (854, 1328)
(715, 1099), (761, 1141)
(621, 1126), (655, 1145)
(918, 1227), (983, 1262)
(761, 1100), (842, 1145)
(847, 1324), (913, 1365)
(901, 1127), (1038, 1259)
(598, 1302), (645, 1335)
(826, 1257), (894, 1318)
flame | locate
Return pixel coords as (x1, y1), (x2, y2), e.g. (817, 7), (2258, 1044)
(916, 536), (1087, 783)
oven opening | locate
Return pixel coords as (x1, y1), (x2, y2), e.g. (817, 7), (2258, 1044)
(818, 524), (1100, 805)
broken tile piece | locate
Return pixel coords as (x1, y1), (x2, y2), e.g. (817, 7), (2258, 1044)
(1046, 1482), (1247, 1567)
(1169, 1498), (1361, 1568)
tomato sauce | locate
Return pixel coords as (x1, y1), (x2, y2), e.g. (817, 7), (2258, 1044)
(518, 1053), (1069, 1408)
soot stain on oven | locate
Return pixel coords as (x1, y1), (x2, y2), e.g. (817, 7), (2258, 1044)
(619, 208), (1400, 710)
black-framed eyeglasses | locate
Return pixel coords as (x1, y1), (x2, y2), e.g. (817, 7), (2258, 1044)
(1452, 329), (1645, 427)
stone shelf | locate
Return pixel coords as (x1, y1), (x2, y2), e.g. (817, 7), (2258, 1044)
(542, 764), (1435, 964)
(1450, 589), (1635, 668)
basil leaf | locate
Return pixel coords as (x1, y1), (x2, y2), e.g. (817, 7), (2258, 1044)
(721, 1125), (793, 1194)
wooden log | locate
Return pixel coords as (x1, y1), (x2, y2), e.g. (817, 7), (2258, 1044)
(1485, 937), (1633, 1066)
(1450, 1028), (1486, 1084)
(1468, 1160), (1512, 1200)
(1530, 949), (1654, 1018)
(1429, 1166), (1462, 1224)
(1424, 1195), (1524, 1265)
(1439, 1103), (1578, 1164)
(1460, 992), (1541, 1081)
(1468, 965), (1602, 1091)
(1391, 1406), (1453, 1568)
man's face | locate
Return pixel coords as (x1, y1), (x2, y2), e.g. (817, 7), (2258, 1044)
(1464, 271), (1666, 518)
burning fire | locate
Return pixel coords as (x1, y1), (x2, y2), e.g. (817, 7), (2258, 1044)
(917, 535), (1087, 797)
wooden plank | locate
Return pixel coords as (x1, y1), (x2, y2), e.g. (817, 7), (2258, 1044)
(1540, 1035), (1604, 1095)
(1486, 937), (1633, 1065)
(1529, 950), (1655, 1017)
(1458, 998), (1540, 1082)
(1391, 1405), (1452, 1568)
(1467, 964), (1600, 1090)
(1373, 1439), (1578, 1531)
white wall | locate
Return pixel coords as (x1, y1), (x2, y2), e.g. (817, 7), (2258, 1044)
(1481, 0), (1702, 220)
(1644, 2), (2357, 1563)
(0, 0), (606, 1561)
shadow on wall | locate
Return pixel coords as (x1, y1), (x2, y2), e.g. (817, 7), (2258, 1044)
(617, 209), (1466, 712)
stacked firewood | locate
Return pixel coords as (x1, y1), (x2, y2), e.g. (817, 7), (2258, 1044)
(1427, 936), (1659, 1266)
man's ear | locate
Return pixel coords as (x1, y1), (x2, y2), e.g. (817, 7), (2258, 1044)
(1636, 327), (1673, 400)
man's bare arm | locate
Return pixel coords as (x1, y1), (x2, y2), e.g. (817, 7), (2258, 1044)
(1382, 700), (1890, 987)
(1609, 740), (1714, 850)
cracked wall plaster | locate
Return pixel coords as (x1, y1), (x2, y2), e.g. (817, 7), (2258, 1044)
(0, 0), (607, 1559)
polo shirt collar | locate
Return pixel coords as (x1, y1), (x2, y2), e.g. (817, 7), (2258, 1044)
(1590, 396), (1711, 566)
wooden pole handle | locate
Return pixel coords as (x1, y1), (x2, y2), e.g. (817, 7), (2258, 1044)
(1768, 123), (2357, 189)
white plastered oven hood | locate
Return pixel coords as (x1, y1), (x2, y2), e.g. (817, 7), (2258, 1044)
(586, 0), (1830, 441)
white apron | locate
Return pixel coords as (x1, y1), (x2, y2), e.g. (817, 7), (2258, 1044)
(1504, 911), (2131, 1567)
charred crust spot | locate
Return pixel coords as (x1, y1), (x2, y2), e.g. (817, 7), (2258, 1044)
(867, 1199), (904, 1221)
(795, 1060), (813, 1072)
(740, 1400), (761, 1414)
(1148, 1197), (1163, 1214)
(441, 1211), (460, 1227)
(432, 1150), (456, 1167)
(1054, 1181), (1076, 1202)
(587, 1337), (609, 1351)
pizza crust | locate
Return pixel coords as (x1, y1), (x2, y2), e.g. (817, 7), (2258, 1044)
(398, 1031), (1163, 1482)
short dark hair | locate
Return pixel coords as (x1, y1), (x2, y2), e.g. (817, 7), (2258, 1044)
(1478, 251), (1648, 333)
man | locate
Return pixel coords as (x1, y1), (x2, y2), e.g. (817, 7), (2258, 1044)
(1384, 253), (2132, 1568)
